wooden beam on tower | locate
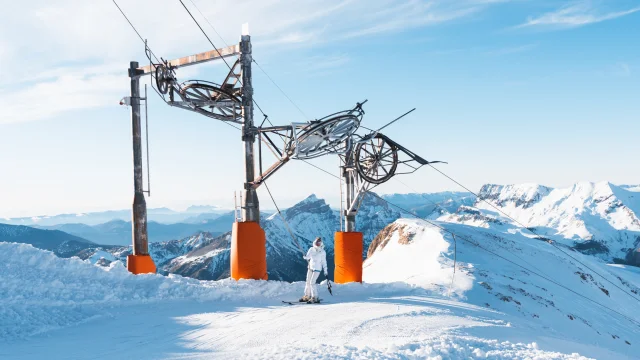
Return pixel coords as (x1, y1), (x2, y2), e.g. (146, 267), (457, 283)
(138, 44), (240, 74)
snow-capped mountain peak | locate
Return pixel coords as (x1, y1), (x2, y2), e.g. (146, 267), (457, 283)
(449, 181), (640, 262)
(477, 183), (553, 209)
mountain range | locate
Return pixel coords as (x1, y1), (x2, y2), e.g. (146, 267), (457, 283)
(3, 183), (639, 358)
(2, 183), (639, 283)
(1, 205), (231, 226)
(35, 213), (235, 245)
(0, 223), (99, 257)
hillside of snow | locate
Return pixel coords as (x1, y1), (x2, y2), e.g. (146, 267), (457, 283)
(364, 219), (640, 359)
(1, 241), (625, 359)
(439, 182), (640, 264)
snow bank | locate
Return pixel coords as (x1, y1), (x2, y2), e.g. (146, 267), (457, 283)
(257, 335), (590, 360)
(0, 243), (412, 340)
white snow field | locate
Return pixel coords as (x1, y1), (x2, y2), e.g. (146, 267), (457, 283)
(1, 221), (638, 360)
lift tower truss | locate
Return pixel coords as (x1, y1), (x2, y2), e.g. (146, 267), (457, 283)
(125, 26), (366, 279)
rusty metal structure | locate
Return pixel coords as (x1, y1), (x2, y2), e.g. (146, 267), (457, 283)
(123, 26), (365, 278)
(111, 0), (445, 284)
(123, 61), (156, 274)
(338, 123), (443, 233)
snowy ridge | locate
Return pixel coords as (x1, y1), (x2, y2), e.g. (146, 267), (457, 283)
(365, 219), (640, 358)
(477, 184), (553, 209)
(442, 181), (640, 262)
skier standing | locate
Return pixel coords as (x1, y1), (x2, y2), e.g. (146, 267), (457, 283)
(300, 237), (328, 303)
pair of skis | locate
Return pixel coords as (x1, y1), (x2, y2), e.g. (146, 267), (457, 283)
(283, 280), (333, 305)
(282, 300), (323, 305)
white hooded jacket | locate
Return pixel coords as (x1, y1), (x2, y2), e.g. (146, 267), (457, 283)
(304, 243), (328, 273)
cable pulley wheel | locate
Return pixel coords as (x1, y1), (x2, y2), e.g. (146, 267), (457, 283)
(294, 114), (359, 159)
(179, 82), (241, 118)
(155, 65), (172, 95)
(354, 136), (398, 184)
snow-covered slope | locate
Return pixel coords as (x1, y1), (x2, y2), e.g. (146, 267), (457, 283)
(0, 242), (613, 359)
(365, 219), (640, 359)
(440, 182), (640, 263)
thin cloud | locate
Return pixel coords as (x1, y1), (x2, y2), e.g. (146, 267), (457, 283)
(0, 0), (510, 124)
(611, 62), (632, 77)
(0, 69), (126, 125)
(518, 2), (640, 29)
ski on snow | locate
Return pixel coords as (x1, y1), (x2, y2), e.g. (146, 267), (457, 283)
(281, 300), (324, 305)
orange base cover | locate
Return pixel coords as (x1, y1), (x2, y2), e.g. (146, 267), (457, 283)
(127, 254), (156, 274)
(334, 231), (363, 284)
(231, 221), (268, 280)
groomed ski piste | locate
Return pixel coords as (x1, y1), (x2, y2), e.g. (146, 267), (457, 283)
(2, 217), (639, 359)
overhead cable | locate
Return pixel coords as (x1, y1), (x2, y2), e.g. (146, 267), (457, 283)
(426, 164), (640, 303)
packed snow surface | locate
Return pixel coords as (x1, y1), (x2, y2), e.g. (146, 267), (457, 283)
(1, 241), (638, 359)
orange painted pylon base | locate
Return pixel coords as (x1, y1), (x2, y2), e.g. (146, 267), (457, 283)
(334, 231), (363, 284)
(231, 221), (268, 280)
(127, 254), (156, 274)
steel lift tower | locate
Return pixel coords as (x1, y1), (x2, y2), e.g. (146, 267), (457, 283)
(125, 61), (156, 274)
(232, 30), (267, 280)
(123, 26), (364, 279)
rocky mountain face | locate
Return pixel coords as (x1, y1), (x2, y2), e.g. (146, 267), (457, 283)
(75, 231), (224, 274)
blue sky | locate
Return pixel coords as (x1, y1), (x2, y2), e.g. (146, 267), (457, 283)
(1, 0), (639, 217)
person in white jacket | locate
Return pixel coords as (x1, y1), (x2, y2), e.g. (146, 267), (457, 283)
(300, 237), (328, 303)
